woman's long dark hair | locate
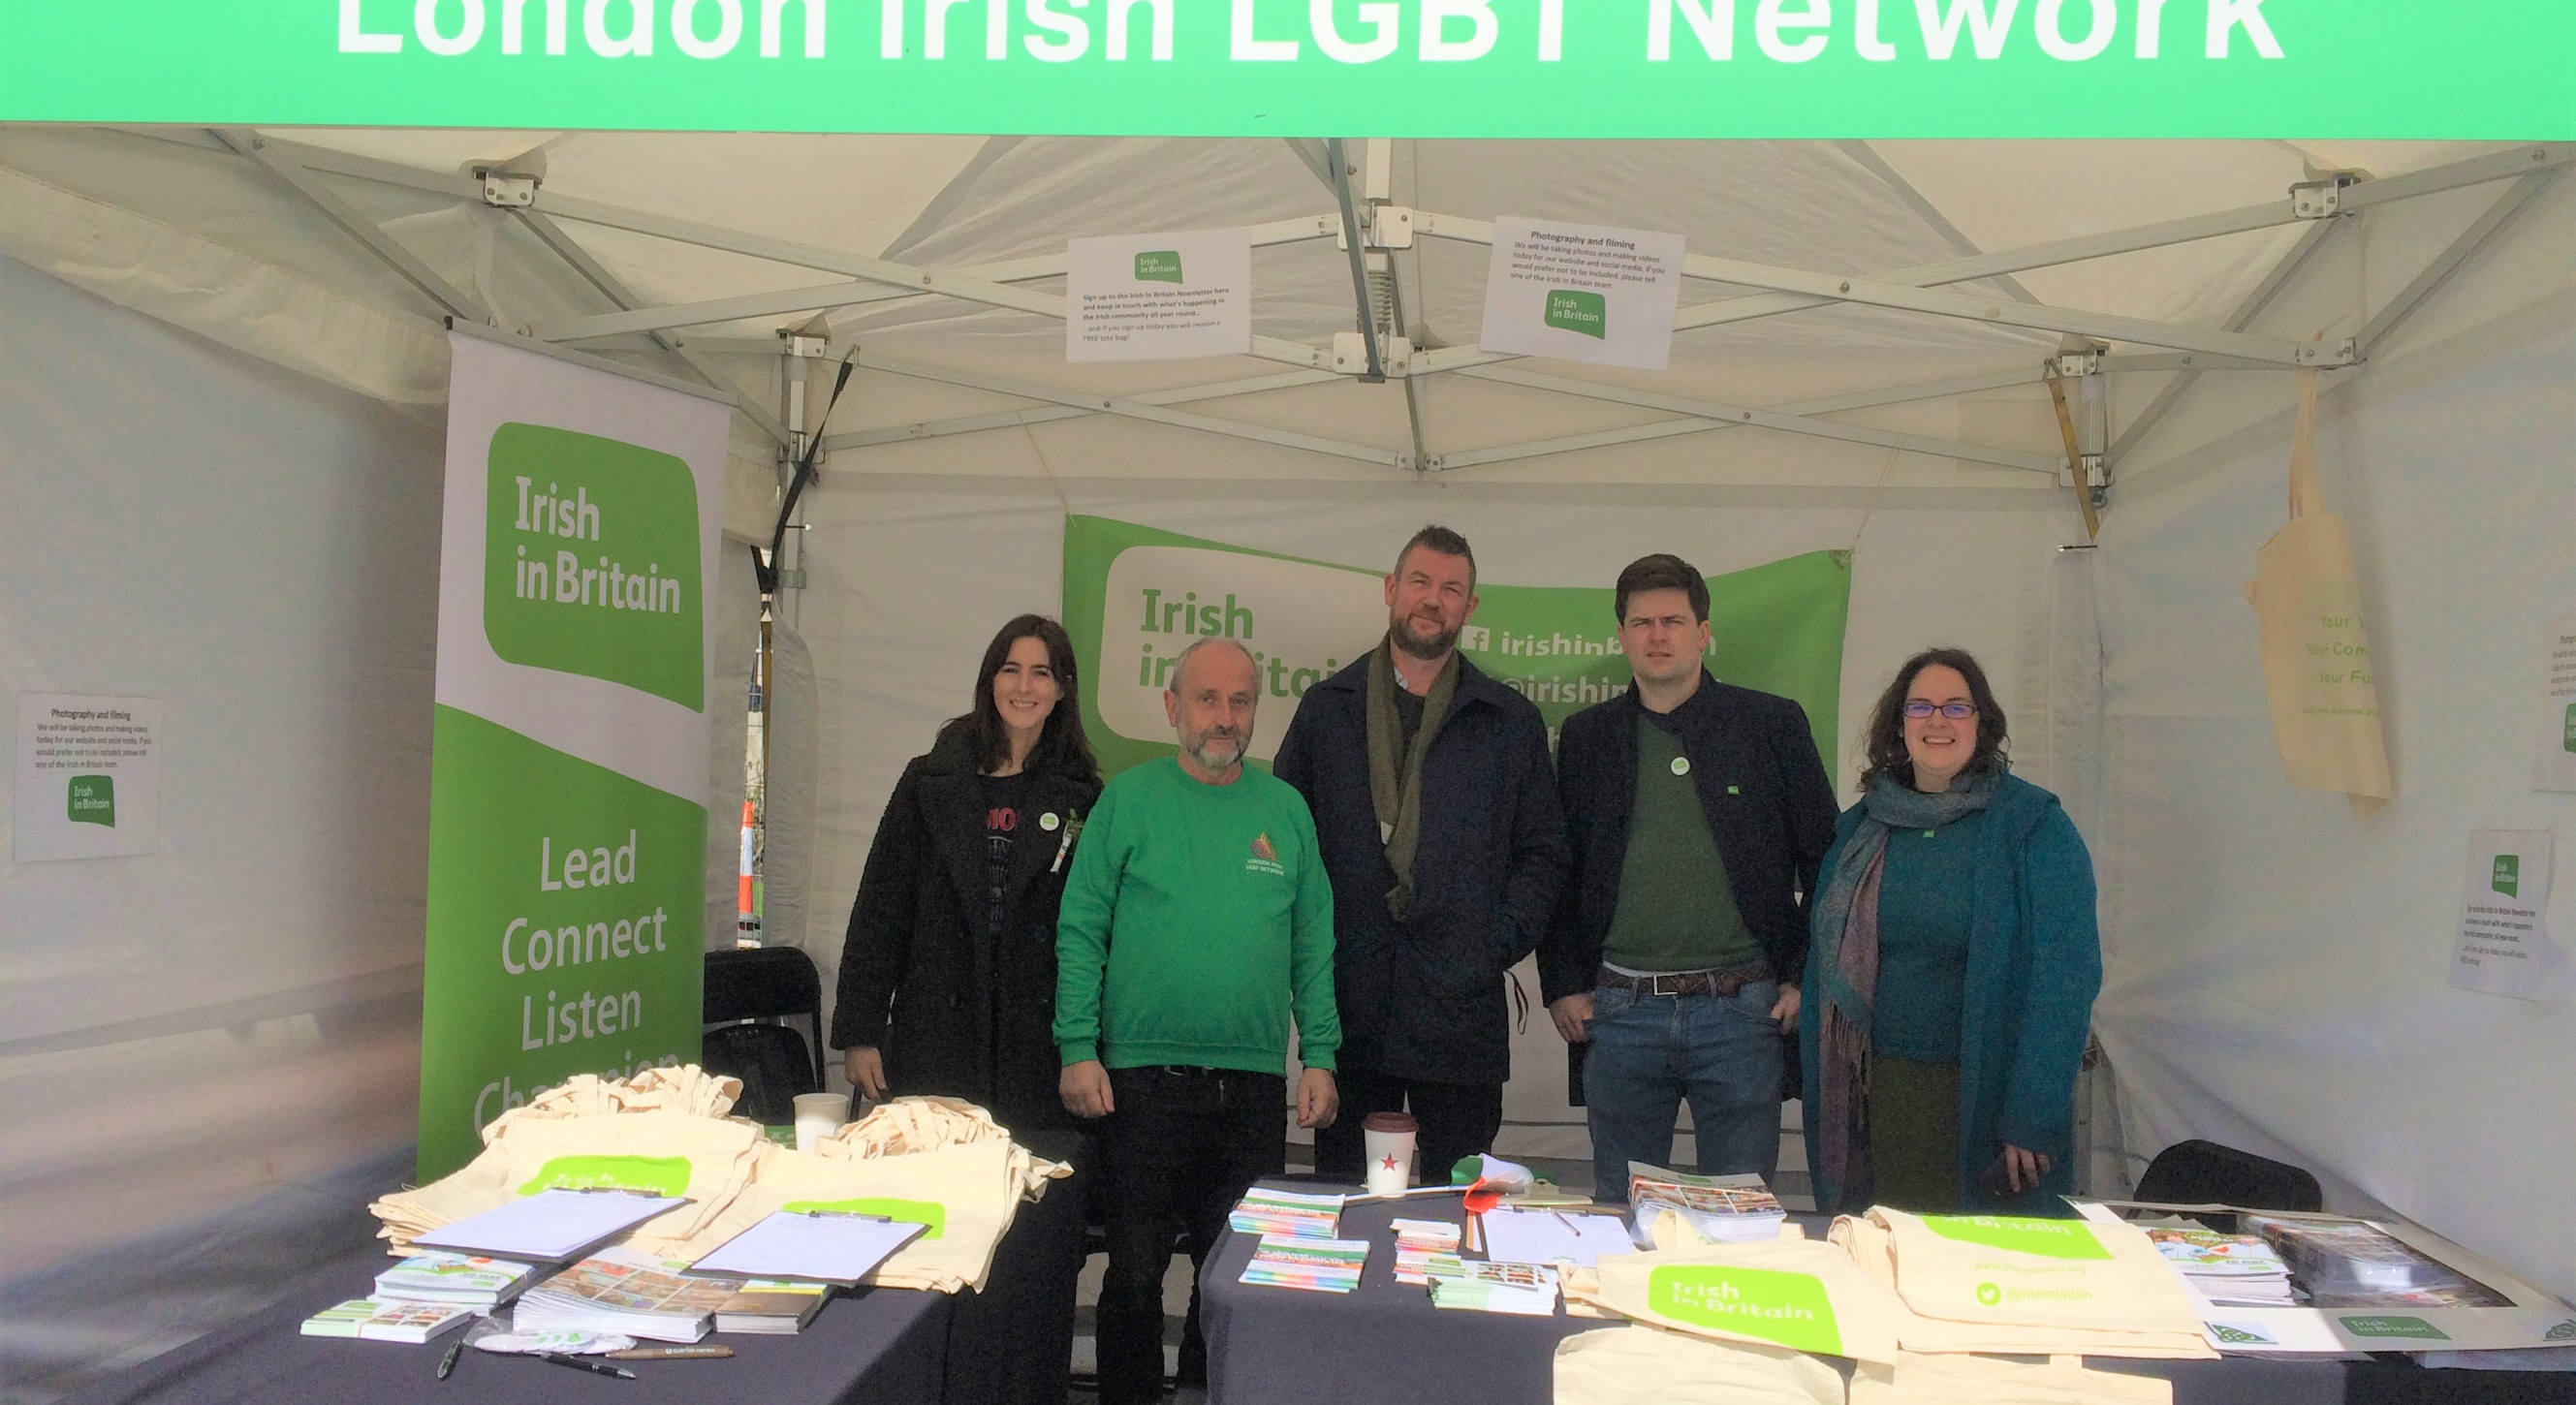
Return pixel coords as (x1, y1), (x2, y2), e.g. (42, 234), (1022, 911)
(939, 614), (1099, 781)
(1858, 646), (2009, 791)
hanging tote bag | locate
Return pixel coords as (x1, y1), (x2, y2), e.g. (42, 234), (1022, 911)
(2243, 370), (2394, 814)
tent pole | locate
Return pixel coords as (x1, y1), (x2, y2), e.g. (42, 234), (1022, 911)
(1441, 364), (2062, 476)
(212, 129), (486, 325)
(532, 215), (1339, 343)
(1416, 210), (2345, 366)
(1326, 138), (1387, 384)
(2103, 213), (2346, 471)
(852, 353), (1404, 467)
(513, 208), (792, 450)
(2357, 171), (2560, 358)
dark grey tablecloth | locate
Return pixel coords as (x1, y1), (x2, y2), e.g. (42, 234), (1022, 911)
(57, 1247), (954, 1405)
(1202, 1182), (2576, 1405)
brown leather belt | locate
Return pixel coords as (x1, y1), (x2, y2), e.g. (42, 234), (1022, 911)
(1594, 960), (1774, 998)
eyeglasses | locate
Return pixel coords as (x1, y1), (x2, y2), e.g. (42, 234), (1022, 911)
(1901, 701), (1978, 720)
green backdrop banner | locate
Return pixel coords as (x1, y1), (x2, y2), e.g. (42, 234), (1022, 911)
(1060, 515), (1852, 778)
(3, 2), (2568, 138)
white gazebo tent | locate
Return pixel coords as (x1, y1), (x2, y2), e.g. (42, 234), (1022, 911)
(3, 125), (2569, 1389)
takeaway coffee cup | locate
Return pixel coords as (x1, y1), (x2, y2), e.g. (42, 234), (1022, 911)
(1362, 1111), (1419, 1197)
(793, 1091), (849, 1153)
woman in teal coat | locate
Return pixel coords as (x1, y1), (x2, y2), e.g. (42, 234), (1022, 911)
(1800, 647), (2102, 1215)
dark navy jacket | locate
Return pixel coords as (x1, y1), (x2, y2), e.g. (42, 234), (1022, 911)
(1540, 671), (1840, 1005)
(1272, 654), (1568, 1086)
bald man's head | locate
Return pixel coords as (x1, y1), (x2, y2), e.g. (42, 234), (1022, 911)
(1164, 637), (1260, 779)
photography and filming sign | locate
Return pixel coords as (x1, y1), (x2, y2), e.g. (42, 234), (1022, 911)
(1, 3), (2567, 139)
(1479, 217), (1687, 370)
(13, 693), (161, 862)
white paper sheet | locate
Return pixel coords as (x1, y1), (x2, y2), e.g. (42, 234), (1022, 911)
(2535, 616), (2576, 793)
(412, 1190), (686, 1261)
(688, 1211), (925, 1284)
(2451, 830), (2555, 1001)
(1476, 1206), (1637, 1268)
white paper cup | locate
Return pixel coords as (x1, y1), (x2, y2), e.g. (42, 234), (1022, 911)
(793, 1091), (849, 1153)
(1362, 1111), (1418, 1197)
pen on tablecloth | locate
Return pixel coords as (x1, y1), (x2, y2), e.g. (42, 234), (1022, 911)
(539, 1352), (637, 1381)
(436, 1341), (464, 1381)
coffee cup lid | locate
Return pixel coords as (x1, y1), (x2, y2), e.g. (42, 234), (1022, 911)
(1361, 1111), (1418, 1133)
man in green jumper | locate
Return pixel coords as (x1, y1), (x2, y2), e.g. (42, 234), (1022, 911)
(1055, 636), (1340, 1405)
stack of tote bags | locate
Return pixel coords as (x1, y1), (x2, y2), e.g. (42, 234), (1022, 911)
(1550, 1208), (2209, 1405)
(1832, 1208), (2214, 1358)
(371, 1070), (1062, 1294)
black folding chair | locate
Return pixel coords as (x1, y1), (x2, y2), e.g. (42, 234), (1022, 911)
(701, 946), (827, 1125)
(2134, 1139), (2324, 1213)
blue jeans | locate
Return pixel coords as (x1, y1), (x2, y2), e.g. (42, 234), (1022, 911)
(1583, 979), (1784, 1201)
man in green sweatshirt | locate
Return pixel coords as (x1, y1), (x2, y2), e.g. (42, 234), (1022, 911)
(1055, 635), (1340, 1405)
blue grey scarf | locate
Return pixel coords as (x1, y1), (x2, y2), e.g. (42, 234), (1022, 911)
(1809, 770), (1997, 1212)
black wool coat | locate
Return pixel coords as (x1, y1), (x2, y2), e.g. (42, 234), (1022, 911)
(1539, 671), (1840, 1006)
(1272, 654), (1568, 1087)
(830, 731), (1101, 1135)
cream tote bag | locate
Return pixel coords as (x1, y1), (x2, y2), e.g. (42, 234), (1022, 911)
(2243, 369), (2394, 813)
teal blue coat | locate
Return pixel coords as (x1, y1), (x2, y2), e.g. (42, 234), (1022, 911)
(1798, 773), (2101, 1214)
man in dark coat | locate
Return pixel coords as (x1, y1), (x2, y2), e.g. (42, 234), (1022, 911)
(1273, 525), (1567, 1186)
(1540, 553), (1839, 1201)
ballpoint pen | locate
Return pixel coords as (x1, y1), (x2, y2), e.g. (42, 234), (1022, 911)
(538, 1352), (638, 1380)
(436, 1341), (464, 1381)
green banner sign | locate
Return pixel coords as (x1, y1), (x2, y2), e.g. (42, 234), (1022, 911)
(1060, 515), (1850, 778)
(2, 2), (2567, 137)
(419, 329), (729, 1179)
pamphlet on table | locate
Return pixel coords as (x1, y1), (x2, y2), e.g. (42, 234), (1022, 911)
(512, 1245), (737, 1342)
(299, 1298), (475, 1344)
(1227, 1188), (1343, 1239)
(2080, 1201), (2576, 1354)
(1237, 1235), (1369, 1294)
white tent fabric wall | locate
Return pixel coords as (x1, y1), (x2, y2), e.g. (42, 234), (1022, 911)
(2089, 180), (2576, 1302)
(784, 471), (2094, 1160)
(0, 255), (441, 1330)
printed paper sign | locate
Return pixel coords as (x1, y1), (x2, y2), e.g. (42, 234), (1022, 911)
(14, 692), (161, 861)
(1478, 217), (1685, 370)
(1066, 229), (1252, 362)
(2534, 616), (2576, 793)
(2452, 829), (2553, 1000)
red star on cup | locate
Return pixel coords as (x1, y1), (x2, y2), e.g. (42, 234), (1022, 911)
(1380, 1154), (1400, 1171)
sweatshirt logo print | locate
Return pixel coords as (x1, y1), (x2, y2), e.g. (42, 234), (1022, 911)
(1246, 831), (1286, 877)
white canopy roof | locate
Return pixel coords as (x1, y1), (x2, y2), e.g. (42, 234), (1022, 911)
(4, 127), (2554, 529)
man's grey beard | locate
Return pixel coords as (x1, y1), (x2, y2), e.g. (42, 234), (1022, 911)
(1390, 613), (1459, 662)
(1182, 727), (1250, 770)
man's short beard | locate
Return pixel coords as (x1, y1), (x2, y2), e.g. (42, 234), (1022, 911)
(1182, 728), (1248, 770)
(1390, 613), (1459, 662)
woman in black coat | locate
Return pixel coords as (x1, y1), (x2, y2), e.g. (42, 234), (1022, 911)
(830, 614), (1100, 1405)
(832, 612), (1102, 1133)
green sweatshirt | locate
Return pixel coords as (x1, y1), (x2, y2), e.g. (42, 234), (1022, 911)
(1053, 757), (1340, 1076)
